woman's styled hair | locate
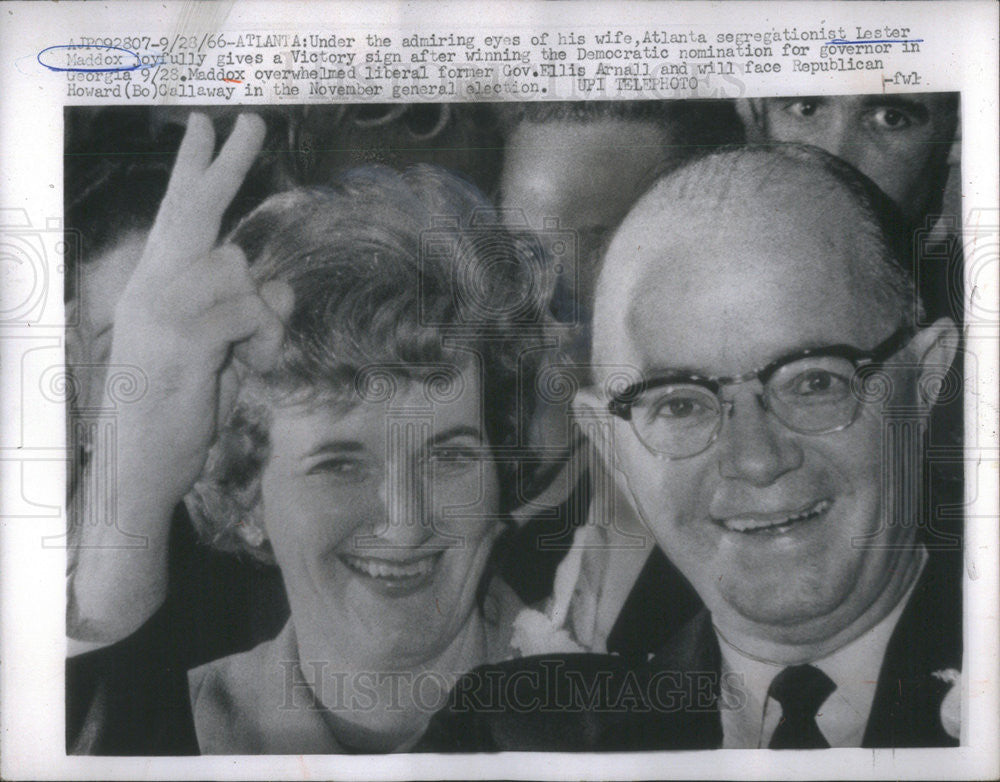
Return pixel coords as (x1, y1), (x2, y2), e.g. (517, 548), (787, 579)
(187, 164), (552, 562)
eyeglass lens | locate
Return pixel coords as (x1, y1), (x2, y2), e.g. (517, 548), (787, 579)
(631, 355), (862, 457)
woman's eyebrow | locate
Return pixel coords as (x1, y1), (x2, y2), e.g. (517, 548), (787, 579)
(430, 425), (484, 445)
(90, 323), (114, 345)
(303, 441), (365, 458)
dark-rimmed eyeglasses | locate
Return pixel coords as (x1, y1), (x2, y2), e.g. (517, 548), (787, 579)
(607, 326), (915, 459)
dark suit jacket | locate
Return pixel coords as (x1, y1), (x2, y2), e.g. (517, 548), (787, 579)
(418, 549), (962, 751)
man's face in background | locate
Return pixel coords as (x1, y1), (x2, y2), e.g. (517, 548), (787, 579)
(499, 117), (681, 325)
(738, 94), (959, 225)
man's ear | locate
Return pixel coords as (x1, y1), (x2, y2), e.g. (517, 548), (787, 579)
(735, 98), (768, 142)
(909, 318), (960, 412)
(947, 113), (962, 167)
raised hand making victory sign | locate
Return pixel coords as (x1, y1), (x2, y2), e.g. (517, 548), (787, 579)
(70, 113), (293, 643)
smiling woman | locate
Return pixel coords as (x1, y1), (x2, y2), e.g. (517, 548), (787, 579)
(67, 109), (551, 754)
(178, 169), (547, 752)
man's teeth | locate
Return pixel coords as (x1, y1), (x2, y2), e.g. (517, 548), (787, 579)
(341, 554), (438, 579)
(720, 499), (832, 533)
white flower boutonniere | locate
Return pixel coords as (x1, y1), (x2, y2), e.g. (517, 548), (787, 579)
(932, 668), (961, 740)
(508, 525), (594, 657)
(509, 607), (588, 657)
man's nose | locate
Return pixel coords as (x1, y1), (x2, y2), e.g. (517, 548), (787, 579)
(797, 110), (855, 161)
(716, 392), (803, 486)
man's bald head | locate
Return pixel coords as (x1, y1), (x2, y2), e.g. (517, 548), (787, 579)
(591, 145), (920, 379)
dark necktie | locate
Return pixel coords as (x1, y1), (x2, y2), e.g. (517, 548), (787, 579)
(767, 664), (836, 749)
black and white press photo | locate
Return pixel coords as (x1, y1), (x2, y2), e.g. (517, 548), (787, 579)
(63, 94), (968, 755)
(2, 3), (998, 779)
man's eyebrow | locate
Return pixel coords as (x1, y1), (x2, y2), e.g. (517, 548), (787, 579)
(635, 365), (717, 386)
(639, 340), (854, 381)
(860, 95), (931, 121)
(304, 441), (365, 458)
(642, 365), (704, 378)
(765, 95), (824, 105)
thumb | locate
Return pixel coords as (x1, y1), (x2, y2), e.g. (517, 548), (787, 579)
(231, 280), (294, 373)
(259, 280), (295, 323)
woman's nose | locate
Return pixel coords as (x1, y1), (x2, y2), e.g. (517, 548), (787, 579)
(716, 392), (804, 486)
(374, 455), (434, 547)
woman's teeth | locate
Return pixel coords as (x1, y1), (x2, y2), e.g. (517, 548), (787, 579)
(341, 553), (439, 579)
(718, 499), (833, 534)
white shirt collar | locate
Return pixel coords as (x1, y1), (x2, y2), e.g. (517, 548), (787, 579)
(717, 547), (927, 748)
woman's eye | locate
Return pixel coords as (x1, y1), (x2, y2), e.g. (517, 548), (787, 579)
(429, 447), (479, 475)
(306, 458), (370, 481)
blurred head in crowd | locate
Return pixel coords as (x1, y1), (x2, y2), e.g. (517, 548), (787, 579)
(497, 100), (743, 340)
(737, 94), (960, 226)
(64, 109), (175, 434)
(292, 104), (504, 196)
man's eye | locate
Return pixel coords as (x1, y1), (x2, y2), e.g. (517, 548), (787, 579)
(790, 370), (850, 397)
(648, 392), (715, 421)
(870, 107), (913, 130)
(785, 99), (819, 118)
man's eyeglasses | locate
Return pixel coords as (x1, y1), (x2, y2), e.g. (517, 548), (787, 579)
(607, 326), (915, 459)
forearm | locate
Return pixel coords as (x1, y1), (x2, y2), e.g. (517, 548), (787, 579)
(68, 462), (175, 645)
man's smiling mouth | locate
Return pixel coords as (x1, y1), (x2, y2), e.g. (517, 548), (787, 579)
(712, 498), (833, 535)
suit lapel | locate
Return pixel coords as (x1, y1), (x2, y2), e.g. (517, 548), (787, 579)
(640, 551), (962, 750)
(863, 551), (962, 748)
(625, 610), (723, 750)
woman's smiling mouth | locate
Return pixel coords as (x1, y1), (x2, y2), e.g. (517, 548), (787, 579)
(338, 552), (443, 594)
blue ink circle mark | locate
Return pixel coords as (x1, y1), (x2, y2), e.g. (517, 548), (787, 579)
(37, 45), (143, 73)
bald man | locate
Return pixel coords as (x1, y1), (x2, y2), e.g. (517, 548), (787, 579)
(419, 145), (963, 751)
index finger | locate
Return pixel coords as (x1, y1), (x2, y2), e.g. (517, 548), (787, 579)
(205, 113), (267, 206)
(165, 111), (215, 195)
(139, 113), (266, 277)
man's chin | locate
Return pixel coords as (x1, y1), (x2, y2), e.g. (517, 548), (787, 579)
(715, 576), (845, 634)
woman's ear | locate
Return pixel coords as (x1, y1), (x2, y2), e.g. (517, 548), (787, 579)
(230, 476), (275, 560)
(186, 467), (274, 564)
(909, 318), (961, 412)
